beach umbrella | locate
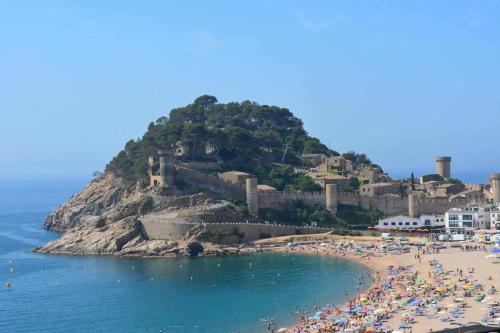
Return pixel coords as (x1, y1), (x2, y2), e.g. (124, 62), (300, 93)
(277, 328), (288, 333)
(365, 327), (377, 332)
(409, 299), (421, 307)
(374, 308), (386, 314)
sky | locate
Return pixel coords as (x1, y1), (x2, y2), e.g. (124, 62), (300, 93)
(1, 0), (499, 182)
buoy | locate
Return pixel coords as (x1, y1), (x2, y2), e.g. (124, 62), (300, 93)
(217, 263), (220, 267)
(190, 276), (193, 280)
(249, 262), (252, 266)
(131, 265), (135, 270)
(150, 278), (154, 281)
(8, 260), (13, 264)
(179, 264), (182, 268)
(251, 274), (254, 278)
(6, 281), (11, 289)
(9, 268), (15, 274)
(277, 273), (280, 277)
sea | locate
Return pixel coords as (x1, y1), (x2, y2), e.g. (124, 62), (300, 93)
(0, 178), (371, 333)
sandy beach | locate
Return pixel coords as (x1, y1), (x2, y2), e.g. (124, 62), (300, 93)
(257, 235), (500, 332)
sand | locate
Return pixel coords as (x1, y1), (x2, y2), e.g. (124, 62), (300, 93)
(263, 237), (500, 332)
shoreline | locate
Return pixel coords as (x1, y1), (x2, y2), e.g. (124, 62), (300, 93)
(33, 235), (500, 332)
(268, 240), (500, 332)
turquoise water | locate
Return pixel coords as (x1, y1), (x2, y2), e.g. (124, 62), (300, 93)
(0, 179), (371, 332)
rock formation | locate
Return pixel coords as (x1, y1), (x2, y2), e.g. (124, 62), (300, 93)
(36, 172), (248, 257)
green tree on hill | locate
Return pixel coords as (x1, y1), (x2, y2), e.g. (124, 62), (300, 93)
(105, 96), (377, 189)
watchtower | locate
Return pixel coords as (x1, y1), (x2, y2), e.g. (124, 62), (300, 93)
(148, 151), (174, 188)
(435, 156), (451, 180)
(246, 178), (258, 218)
(490, 173), (500, 202)
(408, 192), (418, 218)
(325, 184), (338, 217)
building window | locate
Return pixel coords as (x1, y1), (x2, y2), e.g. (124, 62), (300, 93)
(462, 222), (472, 228)
(424, 219), (431, 226)
(398, 222), (403, 226)
(383, 222), (388, 226)
(462, 215), (473, 221)
(448, 222), (459, 228)
(449, 215), (459, 220)
(412, 222), (418, 226)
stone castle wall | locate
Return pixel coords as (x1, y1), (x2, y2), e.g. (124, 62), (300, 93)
(175, 166), (472, 218)
(140, 216), (194, 240)
(257, 190), (408, 214)
(175, 166), (245, 200)
(140, 216), (330, 243)
(257, 190), (325, 209)
(202, 222), (330, 244)
(412, 198), (468, 216)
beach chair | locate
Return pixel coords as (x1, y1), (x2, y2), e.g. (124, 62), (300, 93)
(399, 322), (412, 329)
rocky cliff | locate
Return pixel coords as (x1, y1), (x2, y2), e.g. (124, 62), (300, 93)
(36, 172), (247, 257)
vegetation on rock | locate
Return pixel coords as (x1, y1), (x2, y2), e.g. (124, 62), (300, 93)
(106, 95), (354, 188)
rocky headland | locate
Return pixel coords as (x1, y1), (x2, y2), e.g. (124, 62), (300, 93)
(35, 172), (249, 257)
(35, 95), (371, 258)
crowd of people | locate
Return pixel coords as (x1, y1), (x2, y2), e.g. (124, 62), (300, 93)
(270, 240), (500, 333)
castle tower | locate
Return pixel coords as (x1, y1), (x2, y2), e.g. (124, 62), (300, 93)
(246, 178), (258, 218)
(408, 192), (418, 218)
(436, 156), (451, 179)
(158, 152), (168, 186)
(325, 184), (338, 217)
(490, 173), (500, 203)
(148, 156), (154, 177)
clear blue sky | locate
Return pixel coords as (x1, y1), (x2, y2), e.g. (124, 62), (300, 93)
(1, 1), (499, 182)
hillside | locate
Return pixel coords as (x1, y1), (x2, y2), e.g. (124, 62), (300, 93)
(39, 96), (382, 257)
(106, 96), (339, 186)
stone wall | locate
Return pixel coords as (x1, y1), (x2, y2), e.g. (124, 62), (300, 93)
(203, 222), (331, 243)
(140, 215), (194, 240)
(413, 198), (468, 216)
(257, 190), (325, 209)
(175, 166), (245, 200)
(256, 188), (473, 216)
(140, 216), (331, 243)
(257, 189), (408, 214)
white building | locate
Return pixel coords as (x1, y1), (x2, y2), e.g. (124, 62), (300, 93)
(445, 205), (492, 233)
(434, 215), (446, 228)
(490, 206), (500, 231)
(377, 214), (440, 229)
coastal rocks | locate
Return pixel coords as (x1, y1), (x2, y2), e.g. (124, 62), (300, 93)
(35, 217), (142, 255)
(39, 172), (252, 257)
(104, 195), (153, 223)
(44, 173), (131, 231)
(119, 239), (181, 257)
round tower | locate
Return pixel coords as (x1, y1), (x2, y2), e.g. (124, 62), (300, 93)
(158, 153), (167, 187)
(148, 156), (154, 177)
(246, 178), (258, 218)
(408, 192), (418, 218)
(490, 173), (500, 203)
(325, 184), (338, 217)
(435, 156), (451, 179)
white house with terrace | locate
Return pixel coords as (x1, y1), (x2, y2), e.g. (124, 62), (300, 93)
(444, 204), (494, 233)
(377, 214), (442, 230)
